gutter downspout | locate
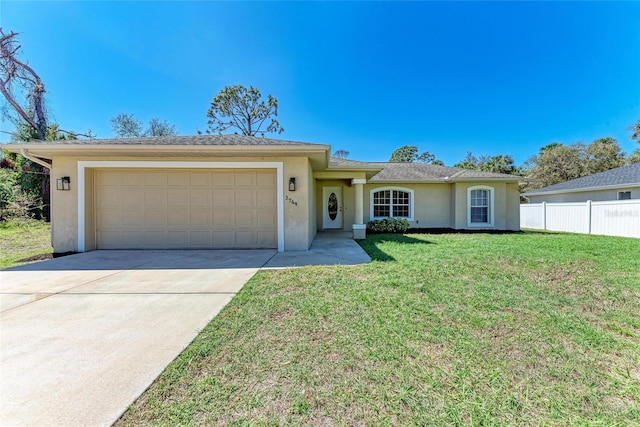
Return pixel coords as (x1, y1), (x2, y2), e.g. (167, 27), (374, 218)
(20, 149), (52, 169)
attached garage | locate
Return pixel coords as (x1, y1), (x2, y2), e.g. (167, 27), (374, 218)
(94, 168), (277, 249)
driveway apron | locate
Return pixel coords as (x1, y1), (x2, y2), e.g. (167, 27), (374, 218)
(0, 250), (276, 427)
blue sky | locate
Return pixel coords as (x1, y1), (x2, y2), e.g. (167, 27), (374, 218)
(1, 1), (639, 166)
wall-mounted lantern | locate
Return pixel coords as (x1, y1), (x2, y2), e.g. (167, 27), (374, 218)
(289, 177), (296, 191)
(56, 176), (71, 191)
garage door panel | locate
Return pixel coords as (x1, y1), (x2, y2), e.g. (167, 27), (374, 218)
(213, 211), (233, 227)
(256, 190), (276, 207)
(212, 190), (233, 206)
(258, 231), (277, 247)
(213, 231), (234, 246)
(144, 172), (166, 186)
(98, 189), (120, 207)
(212, 171), (233, 186)
(234, 190), (255, 207)
(144, 231), (167, 247)
(98, 211), (121, 229)
(167, 171), (188, 186)
(168, 231), (189, 246)
(99, 231), (121, 248)
(190, 211), (211, 227)
(167, 190), (188, 206)
(235, 231), (256, 246)
(190, 172), (211, 186)
(121, 171), (143, 186)
(121, 211), (144, 227)
(97, 170), (121, 186)
(190, 232), (212, 247)
(256, 171), (276, 186)
(145, 211), (166, 227)
(122, 190), (144, 207)
(234, 171), (255, 186)
(145, 189), (167, 207)
(235, 211), (255, 227)
(96, 169), (277, 249)
(167, 211), (188, 227)
(257, 211), (276, 227)
(190, 190), (211, 207)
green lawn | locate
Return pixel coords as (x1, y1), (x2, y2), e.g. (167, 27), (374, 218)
(0, 220), (52, 270)
(117, 232), (640, 426)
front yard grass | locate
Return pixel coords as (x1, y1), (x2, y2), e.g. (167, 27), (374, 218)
(0, 220), (52, 270)
(118, 232), (640, 426)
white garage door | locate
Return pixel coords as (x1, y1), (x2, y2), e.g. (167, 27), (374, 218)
(95, 169), (277, 249)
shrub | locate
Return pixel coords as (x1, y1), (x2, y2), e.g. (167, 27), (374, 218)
(366, 217), (410, 234)
(0, 168), (43, 223)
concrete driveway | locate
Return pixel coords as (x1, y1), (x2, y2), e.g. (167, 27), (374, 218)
(0, 249), (276, 427)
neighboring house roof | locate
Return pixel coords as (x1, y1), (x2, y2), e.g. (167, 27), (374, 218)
(523, 162), (640, 195)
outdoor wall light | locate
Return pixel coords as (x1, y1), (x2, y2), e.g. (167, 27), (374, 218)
(56, 176), (71, 191)
(289, 177), (296, 191)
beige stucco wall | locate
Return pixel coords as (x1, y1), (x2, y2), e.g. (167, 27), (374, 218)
(505, 183), (521, 230)
(452, 182), (519, 231)
(307, 161), (316, 244)
(363, 183), (452, 228)
(49, 155), (313, 253)
(527, 187), (640, 203)
(50, 157), (79, 253)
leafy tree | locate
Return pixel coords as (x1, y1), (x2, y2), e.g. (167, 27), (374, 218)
(389, 145), (441, 164)
(205, 85), (283, 136)
(628, 150), (640, 164)
(333, 149), (349, 159)
(454, 152), (519, 174)
(630, 119), (640, 144)
(111, 113), (177, 138)
(584, 137), (625, 174)
(483, 155), (519, 175)
(526, 143), (585, 188)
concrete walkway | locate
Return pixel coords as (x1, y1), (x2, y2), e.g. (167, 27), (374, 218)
(263, 231), (370, 268)
(0, 233), (369, 426)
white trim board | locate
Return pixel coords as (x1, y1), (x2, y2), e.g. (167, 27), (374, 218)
(77, 161), (285, 252)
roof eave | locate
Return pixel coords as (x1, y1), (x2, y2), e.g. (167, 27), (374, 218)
(523, 182), (640, 196)
(2, 143), (331, 159)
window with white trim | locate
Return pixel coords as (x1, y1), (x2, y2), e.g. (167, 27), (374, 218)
(618, 191), (631, 200)
(467, 186), (494, 227)
(370, 187), (413, 220)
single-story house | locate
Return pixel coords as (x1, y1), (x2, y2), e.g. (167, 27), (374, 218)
(523, 162), (640, 203)
(6, 135), (521, 253)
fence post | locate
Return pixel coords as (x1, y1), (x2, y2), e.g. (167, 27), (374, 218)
(586, 200), (592, 234)
(542, 202), (547, 230)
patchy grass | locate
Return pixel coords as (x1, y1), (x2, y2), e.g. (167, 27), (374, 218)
(0, 220), (52, 270)
(118, 232), (640, 426)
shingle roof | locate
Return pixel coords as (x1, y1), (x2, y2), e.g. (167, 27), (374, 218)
(8, 134), (324, 147)
(329, 157), (376, 168)
(524, 162), (640, 195)
(367, 162), (520, 182)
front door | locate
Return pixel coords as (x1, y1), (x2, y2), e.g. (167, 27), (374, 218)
(323, 187), (343, 229)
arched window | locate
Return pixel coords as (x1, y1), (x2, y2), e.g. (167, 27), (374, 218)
(370, 187), (414, 220)
(467, 186), (494, 227)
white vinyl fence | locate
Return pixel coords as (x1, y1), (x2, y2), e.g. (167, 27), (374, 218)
(520, 200), (640, 238)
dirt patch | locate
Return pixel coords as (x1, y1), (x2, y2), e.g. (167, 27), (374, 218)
(16, 253), (52, 263)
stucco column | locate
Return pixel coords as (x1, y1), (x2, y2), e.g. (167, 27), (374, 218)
(352, 178), (367, 239)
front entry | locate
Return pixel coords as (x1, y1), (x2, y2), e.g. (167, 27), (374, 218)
(322, 186), (343, 229)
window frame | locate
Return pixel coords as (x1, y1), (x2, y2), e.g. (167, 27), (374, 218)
(467, 185), (494, 227)
(370, 186), (414, 221)
(618, 191), (631, 200)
